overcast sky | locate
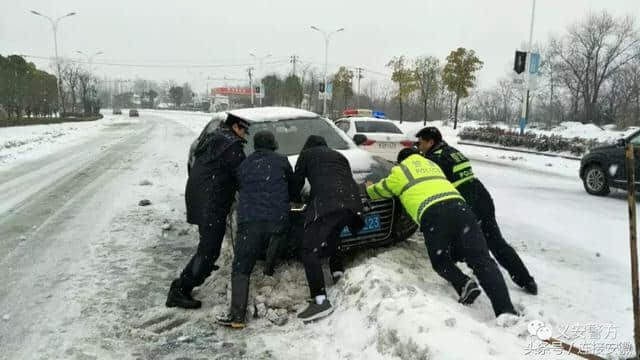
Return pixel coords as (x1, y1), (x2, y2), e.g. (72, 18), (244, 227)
(2, 0), (639, 93)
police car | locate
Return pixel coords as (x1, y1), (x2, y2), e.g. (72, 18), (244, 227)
(335, 110), (413, 161)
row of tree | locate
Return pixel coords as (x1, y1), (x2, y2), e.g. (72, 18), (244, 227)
(257, 10), (639, 129)
(256, 49), (482, 129)
(0, 55), (58, 119)
(470, 10), (640, 128)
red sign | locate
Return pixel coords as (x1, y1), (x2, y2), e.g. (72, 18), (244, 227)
(212, 87), (252, 96)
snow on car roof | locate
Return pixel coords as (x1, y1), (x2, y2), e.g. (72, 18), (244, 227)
(227, 107), (319, 123)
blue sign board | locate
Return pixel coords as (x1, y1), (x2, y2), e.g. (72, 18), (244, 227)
(529, 53), (541, 74)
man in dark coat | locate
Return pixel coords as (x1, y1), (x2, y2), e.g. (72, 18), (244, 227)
(290, 135), (364, 322)
(216, 131), (296, 328)
(415, 126), (538, 295)
(166, 114), (249, 309)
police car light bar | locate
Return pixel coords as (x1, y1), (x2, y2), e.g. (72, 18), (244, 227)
(372, 111), (386, 119)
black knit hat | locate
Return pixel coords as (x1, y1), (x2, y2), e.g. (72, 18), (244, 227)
(397, 147), (419, 163)
(302, 135), (327, 150)
(253, 130), (278, 151)
(415, 127), (442, 143)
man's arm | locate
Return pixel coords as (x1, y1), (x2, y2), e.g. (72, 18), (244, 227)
(283, 156), (298, 201)
(289, 151), (307, 202)
(366, 166), (405, 200)
(223, 142), (246, 188)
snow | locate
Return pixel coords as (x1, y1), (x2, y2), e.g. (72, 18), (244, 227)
(228, 106), (319, 123)
(0, 114), (131, 169)
(0, 109), (637, 360)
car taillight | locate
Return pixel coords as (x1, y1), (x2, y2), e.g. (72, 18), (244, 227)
(401, 140), (414, 147)
(364, 139), (376, 146)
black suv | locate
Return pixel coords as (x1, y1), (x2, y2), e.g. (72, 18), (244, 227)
(579, 129), (640, 196)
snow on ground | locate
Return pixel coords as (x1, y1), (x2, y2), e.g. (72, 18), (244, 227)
(1, 109), (637, 359)
(0, 114), (134, 170)
(391, 120), (580, 178)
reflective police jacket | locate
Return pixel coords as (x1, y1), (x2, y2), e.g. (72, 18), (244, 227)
(424, 142), (475, 188)
(366, 154), (463, 224)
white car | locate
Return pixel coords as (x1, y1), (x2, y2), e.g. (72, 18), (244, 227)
(334, 117), (413, 161)
(188, 107), (417, 252)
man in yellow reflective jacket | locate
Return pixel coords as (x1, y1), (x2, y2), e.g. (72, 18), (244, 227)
(415, 127), (537, 295)
(367, 148), (517, 318)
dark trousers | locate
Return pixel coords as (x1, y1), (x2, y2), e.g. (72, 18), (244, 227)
(179, 214), (227, 291)
(460, 180), (534, 287)
(299, 211), (352, 298)
(230, 221), (288, 320)
(421, 200), (516, 317)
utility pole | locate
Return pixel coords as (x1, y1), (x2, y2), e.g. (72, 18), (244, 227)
(247, 67), (255, 107)
(250, 53), (271, 107)
(311, 26), (344, 117)
(355, 67), (364, 109)
(290, 55), (299, 77)
(519, 0), (537, 135)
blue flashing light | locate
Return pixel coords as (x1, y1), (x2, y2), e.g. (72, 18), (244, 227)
(372, 111), (386, 119)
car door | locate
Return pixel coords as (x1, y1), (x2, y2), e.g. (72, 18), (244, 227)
(611, 133), (640, 188)
(629, 133), (640, 184)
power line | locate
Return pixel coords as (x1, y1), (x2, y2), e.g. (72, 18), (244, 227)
(297, 58), (391, 78)
(20, 54), (289, 69)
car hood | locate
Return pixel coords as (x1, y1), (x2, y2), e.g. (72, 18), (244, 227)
(287, 148), (394, 185)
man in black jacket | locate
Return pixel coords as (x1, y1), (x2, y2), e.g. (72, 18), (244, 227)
(166, 114), (249, 309)
(216, 131), (296, 328)
(416, 127), (538, 295)
(291, 135), (364, 322)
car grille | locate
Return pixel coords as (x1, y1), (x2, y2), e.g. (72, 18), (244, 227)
(339, 196), (394, 250)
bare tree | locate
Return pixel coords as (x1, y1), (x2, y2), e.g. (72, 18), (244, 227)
(414, 56), (441, 125)
(61, 61), (81, 113)
(549, 11), (640, 124)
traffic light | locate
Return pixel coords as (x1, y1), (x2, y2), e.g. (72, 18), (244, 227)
(319, 83), (325, 93)
(255, 86), (261, 94)
(514, 51), (527, 74)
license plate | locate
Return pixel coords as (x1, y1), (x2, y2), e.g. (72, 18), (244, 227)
(340, 214), (381, 237)
(377, 142), (397, 149)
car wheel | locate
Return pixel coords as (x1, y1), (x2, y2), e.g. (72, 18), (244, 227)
(583, 164), (610, 196)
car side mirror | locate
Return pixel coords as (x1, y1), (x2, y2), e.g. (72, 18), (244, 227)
(353, 134), (368, 146)
(617, 138), (626, 147)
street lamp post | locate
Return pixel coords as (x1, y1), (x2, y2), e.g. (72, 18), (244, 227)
(76, 50), (103, 74)
(247, 67), (255, 107)
(311, 26), (344, 117)
(250, 53), (272, 106)
(518, 0), (536, 135)
(30, 10), (76, 117)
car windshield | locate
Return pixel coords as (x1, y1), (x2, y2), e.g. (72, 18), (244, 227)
(355, 121), (403, 134)
(244, 117), (350, 155)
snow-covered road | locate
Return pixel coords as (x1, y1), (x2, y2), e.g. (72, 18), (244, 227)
(0, 111), (636, 360)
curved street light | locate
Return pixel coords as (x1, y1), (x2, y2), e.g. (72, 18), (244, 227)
(30, 10), (77, 115)
(310, 26), (344, 116)
(250, 53), (272, 106)
(76, 50), (103, 74)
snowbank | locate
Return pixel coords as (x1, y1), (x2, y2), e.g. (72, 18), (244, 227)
(0, 114), (129, 169)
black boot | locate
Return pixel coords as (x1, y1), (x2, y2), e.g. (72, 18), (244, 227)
(217, 274), (250, 328)
(523, 279), (538, 295)
(166, 279), (202, 309)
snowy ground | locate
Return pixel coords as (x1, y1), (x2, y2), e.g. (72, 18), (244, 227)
(0, 109), (637, 360)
